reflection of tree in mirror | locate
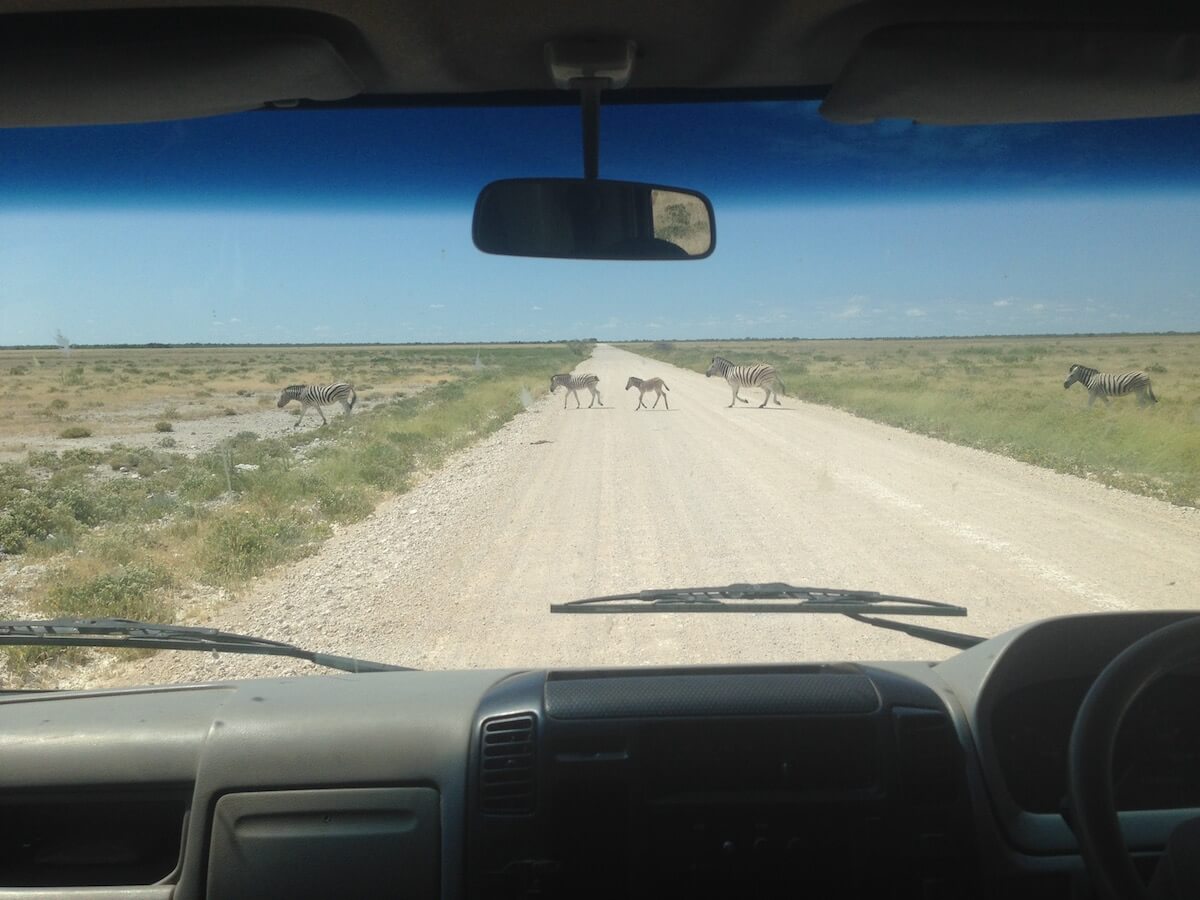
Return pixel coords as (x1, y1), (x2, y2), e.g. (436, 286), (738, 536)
(651, 191), (712, 255)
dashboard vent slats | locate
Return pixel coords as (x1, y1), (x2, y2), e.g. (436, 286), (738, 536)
(480, 714), (537, 815)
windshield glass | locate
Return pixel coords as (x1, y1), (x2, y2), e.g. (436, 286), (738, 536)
(2, 101), (1198, 687)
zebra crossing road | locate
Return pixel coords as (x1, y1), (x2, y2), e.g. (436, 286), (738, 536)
(80, 343), (1200, 687)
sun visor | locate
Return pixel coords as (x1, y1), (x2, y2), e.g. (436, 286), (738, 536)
(0, 13), (365, 127)
(821, 24), (1200, 125)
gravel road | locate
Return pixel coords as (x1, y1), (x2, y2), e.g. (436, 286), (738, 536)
(71, 343), (1200, 687)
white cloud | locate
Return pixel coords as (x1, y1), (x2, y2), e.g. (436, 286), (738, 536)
(211, 321), (224, 327)
(1029, 303), (1045, 311)
(312, 325), (330, 333)
(531, 305), (542, 311)
(993, 299), (1012, 307)
(229, 317), (241, 324)
(832, 303), (863, 319)
(429, 303), (445, 309)
(905, 308), (927, 317)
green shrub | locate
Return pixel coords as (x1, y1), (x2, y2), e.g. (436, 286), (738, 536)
(49, 398), (69, 411)
(198, 511), (326, 582)
(46, 564), (172, 620)
(159, 436), (177, 449)
(59, 426), (92, 439)
(154, 421), (173, 432)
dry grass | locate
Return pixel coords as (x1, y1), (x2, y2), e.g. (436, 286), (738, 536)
(621, 333), (1200, 507)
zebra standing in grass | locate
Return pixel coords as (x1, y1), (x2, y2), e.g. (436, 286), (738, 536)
(705, 356), (785, 408)
(277, 382), (357, 427)
(625, 376), (670, 410)
(550, 373), (603, 409)
(1063, 364), (1158, 407)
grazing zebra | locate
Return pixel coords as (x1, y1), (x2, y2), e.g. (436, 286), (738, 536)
(550, 373), (603, 409)
(276, 382), (357, 427)
(625, 376), (670, 410)
(1063, 364), (1157, 407)
(704, 356), (785, 408)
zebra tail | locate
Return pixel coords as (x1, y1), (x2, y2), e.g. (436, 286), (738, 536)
(662, 383), (670, 392)
(349, 387), (358, 410)
(1148, 383), (1158, 403)
(775, 377), (786, 397)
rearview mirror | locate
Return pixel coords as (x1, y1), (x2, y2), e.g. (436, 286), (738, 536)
(473, 178), (715, 260)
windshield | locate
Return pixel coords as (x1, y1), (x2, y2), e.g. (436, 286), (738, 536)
(2, 101), (1199, 687)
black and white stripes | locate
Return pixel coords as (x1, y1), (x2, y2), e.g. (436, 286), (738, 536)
(277, 382), (358, 426)
(1063, 364), (1157, 407)
(550, 373), (603, 409)
(704, 356), (785, 408)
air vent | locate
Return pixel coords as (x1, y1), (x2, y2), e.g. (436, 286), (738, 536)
(480, 714), (537, 815)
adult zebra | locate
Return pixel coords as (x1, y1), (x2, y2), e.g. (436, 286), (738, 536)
(1063, 364), (1157, 407)
(550, 373), (603, 409)
(277, 382), (357, 426)
(705, 356), (785, 408)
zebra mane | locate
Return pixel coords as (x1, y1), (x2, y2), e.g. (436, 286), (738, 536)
(282, 384), (306, 391)
(711, 355), (732, 363)
(1069, 364), (1098, 377)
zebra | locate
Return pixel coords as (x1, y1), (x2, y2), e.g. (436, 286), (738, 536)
(276, 382), (357, 427)
(625, 376), (670, 410)
(550, 373), (603, 409)
(704, 356), (785, 408)
(1063, 364), (1157, 407)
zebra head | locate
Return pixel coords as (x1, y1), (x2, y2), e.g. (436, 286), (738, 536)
(625, 377), (642, 391)
(1063, 364), (1095, 389)
(277, 385), (302, 407)
(705, 356), (730, 378)
(549, 374), (569, 392)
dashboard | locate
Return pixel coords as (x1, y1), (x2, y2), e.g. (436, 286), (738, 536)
(0, 610), (1197, 899)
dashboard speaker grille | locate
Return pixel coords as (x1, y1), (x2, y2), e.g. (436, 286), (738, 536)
(480, 714), (537, 814)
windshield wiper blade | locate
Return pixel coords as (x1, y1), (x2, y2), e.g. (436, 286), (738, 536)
(551, 583), (984, 651)
(552, 583), (966, 616)
(0, 619), (412, 674)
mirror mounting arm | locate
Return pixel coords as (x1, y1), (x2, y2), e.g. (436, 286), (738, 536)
(577, 77), (604, 179)
(545, 39), (636, 180)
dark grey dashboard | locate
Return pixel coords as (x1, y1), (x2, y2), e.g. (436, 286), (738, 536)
(0, 611), (1196, 899)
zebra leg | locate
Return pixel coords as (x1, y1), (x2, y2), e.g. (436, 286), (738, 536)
(294, 403), (307, 428)
(593, 387), (603, 407)
(574, 390), (582, 409)
(317, 405), (329, 425)
(662, 391), (669, 410)
(340, 399), (352, 415)
(636, 392), (644, 410)
(759, 386), (771, 408)
(728, 385), (738, 407)
(651, 391), (661, 409)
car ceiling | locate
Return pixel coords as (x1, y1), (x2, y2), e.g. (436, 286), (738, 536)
(1, 0), (1199, 126)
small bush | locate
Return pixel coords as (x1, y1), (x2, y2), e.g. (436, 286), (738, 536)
(163, 407), (179, 419)
(236, 389), (252, 396)
(59, 426), (92, 439)
(154, 421), (174, 432)
(46, 563), (172, 621)
(159, 436), (177, 448)
(49, 398), (69, 411)
(222, 407), (237, 416)
(198, 511), (326, 582)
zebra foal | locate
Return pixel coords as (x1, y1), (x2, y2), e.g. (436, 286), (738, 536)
(550, 373), (603, 409)
(704, 356), (785, 408)
(625, 376), (670, 410)
(1063, 364), (1157, 407)
(277, 382), (357, 427)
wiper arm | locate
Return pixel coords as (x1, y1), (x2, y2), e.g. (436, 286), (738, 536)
(0, 619), (413, 675)
(551, 583), (984, 651)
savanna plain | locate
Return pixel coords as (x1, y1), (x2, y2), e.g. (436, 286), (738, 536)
(1, 334), (1197, 685)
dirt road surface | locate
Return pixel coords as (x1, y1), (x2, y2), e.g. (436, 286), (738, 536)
(71, 344), (1200, 687)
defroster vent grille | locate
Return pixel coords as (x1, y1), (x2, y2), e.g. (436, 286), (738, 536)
(480, 714), (537, 815)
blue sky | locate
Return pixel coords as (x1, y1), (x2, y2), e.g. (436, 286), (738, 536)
(2, 103), (1199, 344)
